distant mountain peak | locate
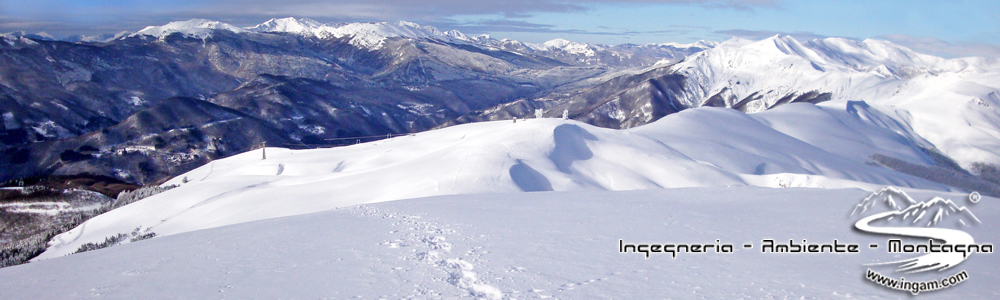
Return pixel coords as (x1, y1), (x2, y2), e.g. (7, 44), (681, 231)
(1, 31), (56, 41)
(658, 40), (719, 49)
(64, 31), (131, 43)
(442, 29), (469, 41)
(539, 38), (599, 56)
(543, 38), (573, 48)
(133, 19), (247, 39)
(706, 34), (956, 72)
(248, 17), (324, 35)
(322, 20), (443, 49)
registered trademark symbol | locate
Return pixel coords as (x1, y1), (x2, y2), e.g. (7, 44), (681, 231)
(969, 191), (981, 203)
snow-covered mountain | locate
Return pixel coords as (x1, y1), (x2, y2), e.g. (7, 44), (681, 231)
(63, 31), (130, 43)
(464, 34), (1000, 171)
(7, 18), (1000, 195)
(660, 35), (1000, 168)
(0, 31), (55, 41)
(5, 18), (999, 192)
(5, 18), (1000, 193)
(538, 38), (598, 56)
(668, 35), (998, 111)
(132, 19), (248, 40)
(249, 19), (447, 50)
(35, 101), (965, 259)
(246, 17), (325, 36)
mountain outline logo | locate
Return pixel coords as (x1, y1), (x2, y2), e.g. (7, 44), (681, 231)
(851, 187), (987, 274)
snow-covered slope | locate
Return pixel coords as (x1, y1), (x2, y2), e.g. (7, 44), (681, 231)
(34, 104), (960, 259)
(671, 35), (1000, 167)
(5, 188), (998, 298)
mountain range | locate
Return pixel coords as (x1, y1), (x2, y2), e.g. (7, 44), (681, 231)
(0, 18), (709, 184)
(2, 17), (1000, 192)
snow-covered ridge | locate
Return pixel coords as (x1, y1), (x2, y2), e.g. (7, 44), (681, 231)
(35, 102), (958, 259)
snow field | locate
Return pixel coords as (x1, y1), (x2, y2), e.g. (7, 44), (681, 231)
(4, 188), (998, 298)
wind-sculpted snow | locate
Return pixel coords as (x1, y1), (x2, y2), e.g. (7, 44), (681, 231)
(34, 105), (958, 259)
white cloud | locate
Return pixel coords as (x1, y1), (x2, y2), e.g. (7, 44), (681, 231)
(878, 34), (1000, 59)
(713, 29), (829, 41)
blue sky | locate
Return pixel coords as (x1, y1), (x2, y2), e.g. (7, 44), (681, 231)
(2, 0), (998, 57)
